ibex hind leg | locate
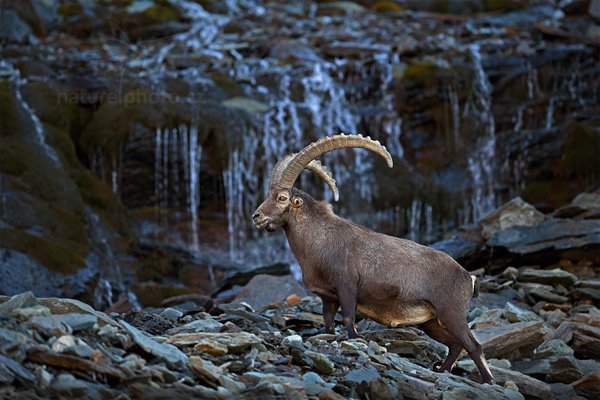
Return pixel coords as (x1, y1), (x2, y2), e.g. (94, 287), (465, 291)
(420, 319), (463, 373)
(436, 310), (494, 384)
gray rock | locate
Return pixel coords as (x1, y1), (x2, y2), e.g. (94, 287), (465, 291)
(26, 316), (70, 336)
(534, 339), (574, 359)
(13, 305), (52, 319)
(554, 192), (600, 218)
(479, 5), (564, 26)
(473, 321), (548, 360)
(188, 356), (222, 384)
(51, 335), (94, 359)
(368, 378), (401, 400)
(50, 373), (122, 399)
(503, 302), (542, 323)
(120, 320), (188, 365)
(0, 354), (35, 383)
(218, 374), (246, 394)
(430, 238), (480, 264)
(54, 313), (98, 332)
(234, 274), (310, 310)
(305, 351), (335, 374)
(303, 372), (335, 396)
(345, 366), (380, 384)
(282, 334), (303, 346)
(166, 318), (223, 334)
(519, 268), (577, 286)
(384, 354), (524, 400)
(512, 359), (551, 379)
(269, 39), (322, 63)
(480, 197), (545, 239)
(160, 307), (183, 321)
(0, 9), (32, 42)
(38, 297), (118, 327)
(573, 287), (600, 301)
(0, 361), (15, 384)
(0, 291), (38, 316)
(487, 219), (600, 263)
(528, 286), (569, 303)
(168, 331), (261, 354)
(548, 356), (585, 383)
(590, 0), (600, 20)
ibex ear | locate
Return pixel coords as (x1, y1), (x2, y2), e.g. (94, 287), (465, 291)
(291, 197), (303, 208)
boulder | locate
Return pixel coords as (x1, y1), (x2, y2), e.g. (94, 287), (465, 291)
(234, 274), (310, 310)
(519, 268), (578, 286)
(472, 321), (548, 360)
(480, 197), (545, 239)
(486, 219), (600, 267)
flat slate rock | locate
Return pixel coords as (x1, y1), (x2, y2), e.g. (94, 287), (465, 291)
(473, 321), (548, 360)
(487, 219), (600, 260)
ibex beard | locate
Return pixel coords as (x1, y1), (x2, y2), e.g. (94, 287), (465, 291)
(252, 134), (494, 384)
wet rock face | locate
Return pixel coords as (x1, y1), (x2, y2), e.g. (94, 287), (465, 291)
(1, 0), (599, 307)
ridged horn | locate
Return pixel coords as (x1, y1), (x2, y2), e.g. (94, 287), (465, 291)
(269, 154), (340, 201)
(277, 133), (393, 192)
(306, 159), (339, 201)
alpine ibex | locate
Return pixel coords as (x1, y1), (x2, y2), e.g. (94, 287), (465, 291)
(252, 134), (494, 383)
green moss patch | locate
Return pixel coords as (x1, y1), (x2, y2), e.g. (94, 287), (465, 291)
(559, 121), (600, 180)
(0, 80), (30, 137)
(0, 228), (86, 274)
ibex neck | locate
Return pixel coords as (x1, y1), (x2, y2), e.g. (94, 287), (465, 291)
(283, 201), (336, 269)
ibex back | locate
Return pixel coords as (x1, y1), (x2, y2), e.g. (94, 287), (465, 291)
(252, 134), (494, 384)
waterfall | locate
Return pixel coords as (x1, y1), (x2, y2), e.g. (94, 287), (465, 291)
(465, 44), (497, 223)
(154, 124), (203, 251)
(447, 85), (461, 150)
(1, 61), (60, 165)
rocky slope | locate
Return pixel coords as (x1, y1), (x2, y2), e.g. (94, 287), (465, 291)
(0, 255), (599, 399)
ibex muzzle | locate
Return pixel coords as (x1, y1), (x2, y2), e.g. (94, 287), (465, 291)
(252, 133), (494, 384)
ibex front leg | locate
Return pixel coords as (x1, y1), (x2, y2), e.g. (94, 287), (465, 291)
(338, 286), (358, 338)
(322, 299), (339, 334)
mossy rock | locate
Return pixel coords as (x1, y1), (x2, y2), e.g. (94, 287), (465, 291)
(136, 253), (174, 282)
(211, 73), (245, 98)
(484, 0), (526, 12)
(80, 89), (165, 157)
(44, 123), (128, 233)
(58, 1), (84, 17)
(0, 228), (86, 274)
(0, 80), (32, 137)
(0, 134), (83, 213)
(371, 157), (422, 210)
(22, 81), (80, 132)
(131, 282), (199, 307)
(370, 1), (404, 13)
(317, 1), (367, 16)
(558, 121), (600, 180)
(132, 0), (180, 23)
(403, 60), (448, 86)
(2, 190), (89, 254)
(0, 139), (29, 175)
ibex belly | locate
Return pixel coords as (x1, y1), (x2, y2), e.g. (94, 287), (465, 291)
(357, 300), (436, 327)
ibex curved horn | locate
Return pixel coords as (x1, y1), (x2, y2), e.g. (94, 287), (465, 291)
(269, 155), (340, 201)
(275, 133), (393, 196)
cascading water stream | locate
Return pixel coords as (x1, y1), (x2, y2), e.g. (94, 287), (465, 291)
(465, 44), (497, 223)
(154, 124), (203, 252)
(1, 61), (60, 165)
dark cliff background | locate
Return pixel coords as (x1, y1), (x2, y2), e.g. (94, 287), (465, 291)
(0, 0), (599, 310)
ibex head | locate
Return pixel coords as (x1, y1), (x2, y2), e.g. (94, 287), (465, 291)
(252, 134), (393, 232)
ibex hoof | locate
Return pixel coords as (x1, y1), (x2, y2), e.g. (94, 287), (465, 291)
(431, 361), (444, 372)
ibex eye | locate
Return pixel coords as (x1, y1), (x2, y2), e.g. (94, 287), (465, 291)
(278, 196), (287, 202)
